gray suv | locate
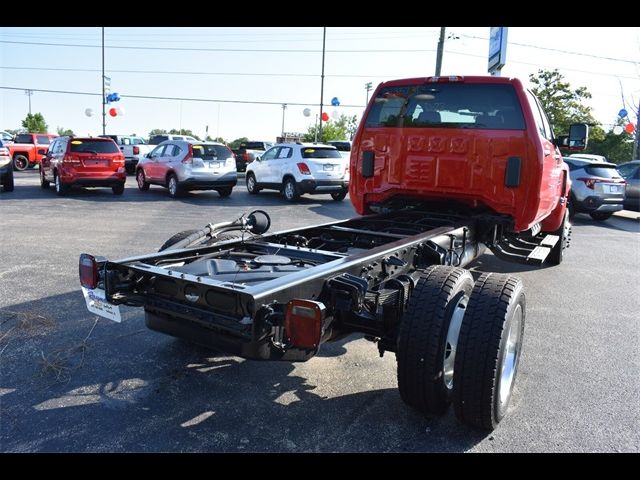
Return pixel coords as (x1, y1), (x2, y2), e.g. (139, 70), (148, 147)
(617, 160), (640, 212)
(136, 140), (237, 198)
(563, 157), (626, 221)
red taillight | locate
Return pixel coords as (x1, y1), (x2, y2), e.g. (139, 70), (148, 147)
(182, 145), (193, 164)
(577, 177), (624, 190)
(285, 300), (325, 349)
(63, 155), (82, 164)
(297, 163), (311, 175)
(0, 147), (8, 155)
(243, 152), (250, 162)
(79, 253), (98, 289)
(133, 146), (140, 155)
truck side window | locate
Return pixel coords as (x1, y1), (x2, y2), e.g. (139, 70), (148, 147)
(526, 90), (551, 141)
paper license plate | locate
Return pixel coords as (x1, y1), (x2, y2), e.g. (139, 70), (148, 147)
(208, 161), (220, 169)
(81, 286), (122, 323)
(609, 185), (621, 193)
(323, 164), (334, 171)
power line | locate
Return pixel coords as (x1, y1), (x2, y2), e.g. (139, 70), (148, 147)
(0, 86), (367, 108)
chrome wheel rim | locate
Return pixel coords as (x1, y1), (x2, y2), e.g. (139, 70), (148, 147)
(498, 304), (523, 408)
(247, 175), (255, 192)
(15, 157), (27, 170)
(55, 175), (60, 192)
(284, 181), (294, 199)
(137, 171), (145, 189)
(168, 177), (177, 195)
(443, 296), (468, 390)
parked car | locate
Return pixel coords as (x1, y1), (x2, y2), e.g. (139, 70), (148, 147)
(0, 139), (14, 192)
(7, 132), (58, 170)
(135, 140), (237, 198)
(617, 160), (640, 211)
(40, 137), (126, 196)
(235, 141), (274, 172)
(99, 134), (154, 174)
(568, 153), (607, 163)
(149, 134), (198, 145)
(245, 143), (349, 201)
(326, 140), (351, 159)
(563, 157), (626, 220)
(1, 131), (14, 144)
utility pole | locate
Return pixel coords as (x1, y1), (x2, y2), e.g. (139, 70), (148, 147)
(24, 89), (33, 115)
(365, 82), (372, 105)
(101, 27), (106, 135)
(281, 104), (287, 139)
(435, 27), (445, 76)
(318, 27), (326, 143)
(634, 99), (640, 160)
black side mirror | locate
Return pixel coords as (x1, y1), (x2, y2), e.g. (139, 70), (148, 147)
(568, 123), (589, 151)
(554, 135), (569, 148)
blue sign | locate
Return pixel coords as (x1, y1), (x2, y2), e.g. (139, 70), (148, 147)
(331, 97), (340, 107)
(618, 108), (628, 118)
(488, 27), (508, 74)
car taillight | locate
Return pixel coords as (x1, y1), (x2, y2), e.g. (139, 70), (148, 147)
(133, 146), (140, 155)
(243, 152), (250, 162)
(577, 177), (623, 189)
(0, 147), (9, 155)
(79, 253), (98, 289)
(182, 145), (193, 164)
(285, 300), (325, 349)
(63, 155), (82, 165)
(297, 163), (311, 175)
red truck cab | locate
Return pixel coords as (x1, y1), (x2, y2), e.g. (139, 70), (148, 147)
(350, 76), (582, 234)
(8, 132), (58, 171)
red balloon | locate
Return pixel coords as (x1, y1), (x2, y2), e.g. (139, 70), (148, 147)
(624, 123), (635, 134)
(321, 112), (329, 122)
(109, 107), (118, 117)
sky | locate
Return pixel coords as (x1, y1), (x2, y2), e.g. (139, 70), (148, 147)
(0, 26), (638, 142)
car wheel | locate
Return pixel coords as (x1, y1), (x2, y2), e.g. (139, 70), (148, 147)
(136, 169), (150, 191)
(397, 266), (474, 416)
(13, 155), (28, 171)
(217, 187), (232, 198)
(40, 168), (50, 189)
(330, 191), (347, 201)
(547, 207), (570, 266)
(283, 177), (300, 201)
(167, 174), (181, 198)
(112, 183), (125, 195)
(453, 273), (525, 431)
(246, 173), (260, 194)
(589, 212), (612, 221)
(54, 172), (68, 196)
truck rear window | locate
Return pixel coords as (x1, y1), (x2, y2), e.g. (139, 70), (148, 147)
(70, 140), (120, 154)
(192, 144), (232, 160)
(15, 134), (32, 143)
(365, 83), (525, 130)
(301, 148), (341, 159)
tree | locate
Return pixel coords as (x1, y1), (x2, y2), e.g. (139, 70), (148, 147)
(586, 119), (634, 164)
(56, 126), (74, 136)
(302, 114), (358, 143)
(229, 137), (249, 149)
(169, 128), (200, 140)
(21, 113), (48, 133)
(149, 129), (168, 137)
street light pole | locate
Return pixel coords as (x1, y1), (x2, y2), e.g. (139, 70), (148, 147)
(435, 27), (446, 76)
(101, 27), (106, 136)
(281, 104), (287, 139)
(365, 82), (372, 105)
(24, 89), (33, 115)
(318, 27), (326, 143)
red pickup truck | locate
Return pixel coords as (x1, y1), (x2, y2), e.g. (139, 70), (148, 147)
(8, 132), (58, 171)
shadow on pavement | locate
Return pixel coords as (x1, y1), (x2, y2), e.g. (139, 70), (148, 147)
(1, 291), (486, 453)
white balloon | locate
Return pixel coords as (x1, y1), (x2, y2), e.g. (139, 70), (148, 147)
(613, 125), (623, 135)
(332, 109), (340, 119)
(303, 108), (311, 117)
(85, 108), (94, 117)
(116, 106), (126, 116)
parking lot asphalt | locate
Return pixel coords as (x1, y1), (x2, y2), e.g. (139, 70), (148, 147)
(1, 170), (639, 452)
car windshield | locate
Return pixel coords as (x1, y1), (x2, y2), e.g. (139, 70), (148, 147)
(365, 83), (525, 130)
(301, 147), (341, 159)
(584, 164), (622, 179)
(192, 144), (232, 160)
(69, 139), (120, 154)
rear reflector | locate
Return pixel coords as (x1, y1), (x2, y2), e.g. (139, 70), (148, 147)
(182, 145), (193, 164)
(79, 253), (98, 289)
(285, 299), (325, 349)
(133, 146), (140, 155)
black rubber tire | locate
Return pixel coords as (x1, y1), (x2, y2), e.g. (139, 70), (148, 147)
(40, 168), (50, 189)
(453, 273), (526, 431)
(330, 191), (347, 201)
(13, 155), (28, 171)
(54, 173), (69, 196)
(589, 212), (613, 221)
(283, 177), (300, 201)
(2, 172), (14, 192)
(125, 165), (136, 175)
(246, 173), (260, 194)
(547, 208), (570, 266)
(397, 265), (474, 416)
(217, 187), (233, 198)
(167, 174), (181, 198)
(159, 229), (199, 252)
(136, 169), (150, 191)
(567, 194), (576, 220)
(159, 229), (255, 252)
(112, 183), (125, 195)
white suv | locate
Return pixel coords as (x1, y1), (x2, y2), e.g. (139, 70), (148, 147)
(245, 143), (349, 201)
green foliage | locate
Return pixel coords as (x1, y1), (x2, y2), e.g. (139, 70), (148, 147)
(21, 113), (48, 133)
(56, 126), (74, 136)
(229, 137), (249, 149)
(205, 136), (227, 144)
(302, 114), (358, 143)
(529, 69), (598, 136)
(149, 129), (168, 137)
(586, 119), (634, 164)
(169, 128), (200, 140)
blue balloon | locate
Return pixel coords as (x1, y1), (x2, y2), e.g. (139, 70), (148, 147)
(618, 108), (628, 118)
(331, 97), (340, 106)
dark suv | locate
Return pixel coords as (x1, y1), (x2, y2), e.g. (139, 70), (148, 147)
(235, 141), (274, 172)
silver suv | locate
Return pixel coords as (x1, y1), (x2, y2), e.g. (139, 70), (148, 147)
(136, 140), (237, 198)
(563, 157), (626, 221)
